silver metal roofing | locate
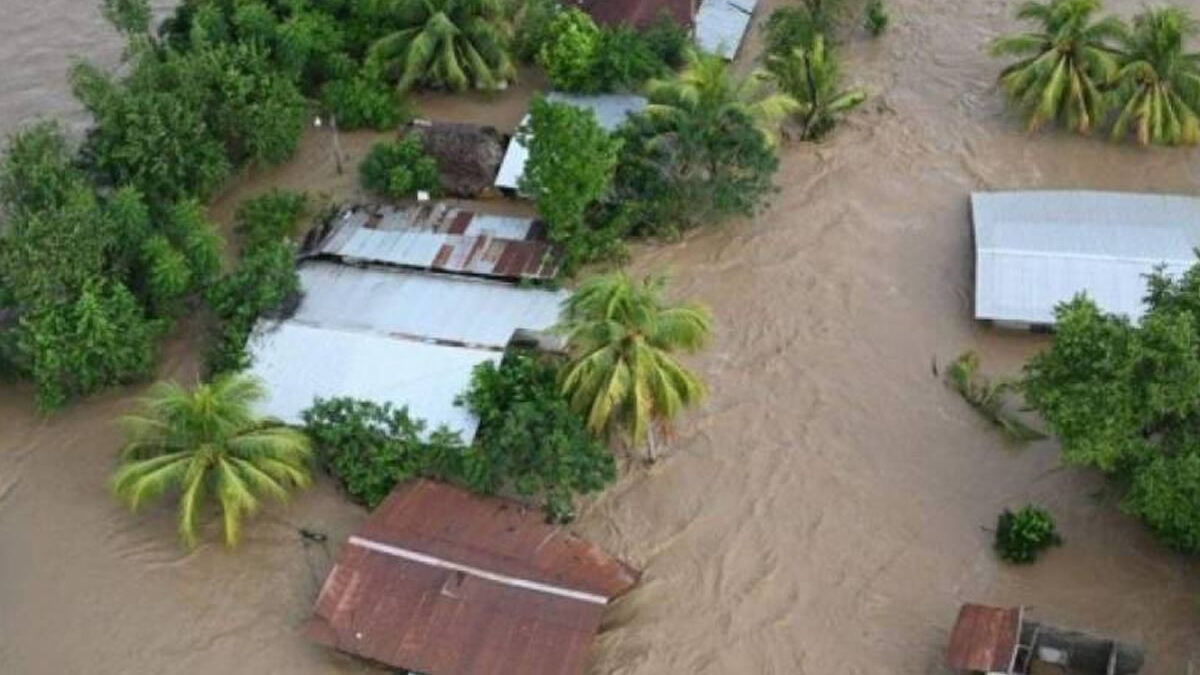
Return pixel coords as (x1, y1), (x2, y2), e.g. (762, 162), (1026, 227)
(247, 320), (496, 438)
(494, 92), (648, 191)
(292, 262), (567, 349)
(695, 0), (759, 60)
(319, 203), (561, 280)
(972, 190), (1200, 326)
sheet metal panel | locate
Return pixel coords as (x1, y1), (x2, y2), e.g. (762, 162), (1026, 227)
(695, 0), (758, 60)
(294, 262), (567, 349)
(971, 191), (1200, 325)
(246, 321), (496, 439)
(494, 93), (648, 190)
(946, 604), (1020, 672)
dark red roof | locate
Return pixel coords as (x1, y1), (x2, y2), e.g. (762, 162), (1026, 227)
(946, 603), (1022, 672)
(573, 0), (693, 29)
(304, 480), (640, 675)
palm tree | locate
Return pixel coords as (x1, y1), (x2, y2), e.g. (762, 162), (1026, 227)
(990, 0), (1124, 134)
(364, 0), (516, 93)
(764, 35), (867, 140)
(111, 374), (313, 549)
(557, 273), (712, 461)
(1109, 7), (1200, 146)
(645, 49), (798, 143)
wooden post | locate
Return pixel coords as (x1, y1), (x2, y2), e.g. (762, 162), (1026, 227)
(331, 114), (344, 176)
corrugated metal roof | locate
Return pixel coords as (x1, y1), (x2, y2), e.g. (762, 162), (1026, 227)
(972, 191), (1200, 326)
(573, 0), (691, 28)
(319, 203), (561, 280)
(695, 0), (758, 60)
(304, 480), (641, 675)
(945, 604), (1021, 672)
(293, 262), (567, 349)
(246, 320), (497, 437)
(494, 93), (648, 191)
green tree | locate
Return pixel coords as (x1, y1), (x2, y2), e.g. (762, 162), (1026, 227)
(359, 138), (441, 199)
(990, 0), (1124, 134)
(537, 9), (602, 91)
(111, 374), (313, 548)
(0, 122), (82, 221)
(365, 0), (516, 92)
(765, 36), (866, 140)
(102, 0), (153, 39)
(1109, 7), (1200, 146)
(1022, 266), (1200, 553)
(205, 239), (300, 375)
(558, 273), (711, 461)
(518, 97), (623, 268)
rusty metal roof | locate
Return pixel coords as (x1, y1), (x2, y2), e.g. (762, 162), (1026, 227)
(317, 203), (561, 281)
(946, 603), (1022, 673)
(573, 0), (692, 28)
(305, 480), (641, 675)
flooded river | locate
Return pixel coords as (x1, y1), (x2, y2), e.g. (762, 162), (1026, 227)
(0, 0), (1197, 673)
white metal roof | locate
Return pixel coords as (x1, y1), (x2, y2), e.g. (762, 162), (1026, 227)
(292, 262), (567, 349)
(695, 0), (759, 60)
(972, 191), (1200, 326)
(247, 320), (497, 438)
(494, 93), (648, 191)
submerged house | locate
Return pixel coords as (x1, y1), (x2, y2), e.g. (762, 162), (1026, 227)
(246, 205), (566, 441)
(971, 190), (1200, 330)
(305, 479), (641, 675)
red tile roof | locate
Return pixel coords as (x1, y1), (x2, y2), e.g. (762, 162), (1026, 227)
(946, 603), (1022, 673)
(304, 480), (640, 675)
(573, 0), (694, 29)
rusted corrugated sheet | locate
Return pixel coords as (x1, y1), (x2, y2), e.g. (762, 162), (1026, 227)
(573, 0), (692, 28)
(319, 204), (562, 281)
(305, 480), (640, 675)
(946, 603), (1021, 673)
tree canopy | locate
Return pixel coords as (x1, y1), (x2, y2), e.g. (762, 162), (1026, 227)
(1109, 7), (1200, 146)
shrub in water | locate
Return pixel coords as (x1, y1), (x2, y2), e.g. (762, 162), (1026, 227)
(994, 504), (1062, 563)
(865, 0), (889, 36)
(359, 138), (440, 200)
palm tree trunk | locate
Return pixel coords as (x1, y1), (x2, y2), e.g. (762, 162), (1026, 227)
(646, 424), (659, 463)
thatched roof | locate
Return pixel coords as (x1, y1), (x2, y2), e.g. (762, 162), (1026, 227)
(407, 121), (506, 198)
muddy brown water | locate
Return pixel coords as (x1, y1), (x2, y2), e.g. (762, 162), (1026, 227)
(1, 0), (1198, 673)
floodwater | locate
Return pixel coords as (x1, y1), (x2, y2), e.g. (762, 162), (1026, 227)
(1, 0), (1198, 674)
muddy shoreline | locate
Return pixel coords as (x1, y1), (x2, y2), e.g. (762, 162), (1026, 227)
(1, 0), (1197, 673)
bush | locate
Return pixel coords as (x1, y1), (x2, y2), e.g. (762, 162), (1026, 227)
(321, 74), (409, 131)
(764, 6), (821, 56)
(204, 239), (300, 374)
(303, 398), (466, 508)
(591, 25), (670, 91)
(512, 0), (562, 63)
(234, 189), (308, 249)
(359, 138), (440, 199)
(537, 9), (603, 91)
(641, 12), (691, 68)
(864, 0), (888, 36)
(994, 505), (1062, 564)
(459, 353), (616, 521)
(538, 8), (679, 92)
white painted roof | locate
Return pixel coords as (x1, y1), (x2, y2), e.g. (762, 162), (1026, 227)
(695, 0), (759, 60)
(292, 262), (567, 349)
(247, 321), (497, 438)
(494, 93), (648, 191)
(972, 191), (1200, 326)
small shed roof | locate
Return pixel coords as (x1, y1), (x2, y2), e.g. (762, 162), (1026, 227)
(319, 203), (561, 280)
(972, 191), (1200, 326)
(946, 603), (1022, 673)
(572, 0), (692, 28)
(246, 321), (496, 436)
(293, 261), (567, 349)
(494, 93), (648, 191)
(695, 0), (758, 60)
(305, 480), (641, 675)
(408, 121), (506, 198)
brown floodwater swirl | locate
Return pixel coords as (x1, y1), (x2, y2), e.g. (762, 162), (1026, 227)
(0, 0), (1197, 673)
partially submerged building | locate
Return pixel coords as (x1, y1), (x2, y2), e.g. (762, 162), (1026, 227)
(305, 479), (641, 675)
(495, 92), (649, 192)
(246, 206), (567, 440)
(971, 190), (1200, 329)
(407, 121), (506, 198)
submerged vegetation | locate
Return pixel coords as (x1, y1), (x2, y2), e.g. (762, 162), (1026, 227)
(359, 138), (441, 200)
(945, 351), (1045, 442)
(994, 505), (1062, 563)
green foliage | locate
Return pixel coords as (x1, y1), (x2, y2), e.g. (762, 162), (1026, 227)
(234, 189), (308, 249)
(19, 279), (158, 410)
(864, 0), (889, 36)
(945, 351), (1045, 442)
(321, 74), (409, 130)
(764, 6), (821, 57)
(359, 138), (441, 199)
(994, 505), (1062, 563)
(365, 0), (516, 92)
(641, 13), (691, 69)
(111, 374), (313, 548)
(989, 0), (1124, 134)
(0, 121), (82, 221)
(518, 97), (623, 269)
(1109, 7), (1200, 146)
(538, 8), (681, 93)
(205, 239), (300, 375)
(538, 9), (603, 90)
(302, 397), (466, 509)
(511, 0), (562, 63)
(765, 36), (866, 140)
(460, 352), (616, 521)
(1022, 268), (1200, 553)
(558, 273), (711, 460)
